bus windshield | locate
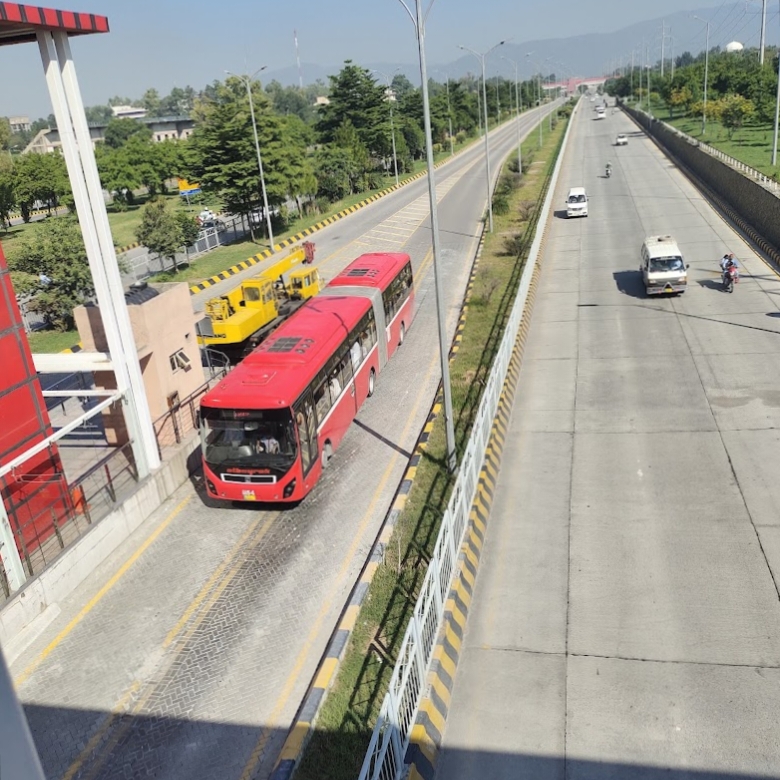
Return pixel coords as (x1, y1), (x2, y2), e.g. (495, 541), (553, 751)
(201, 407), (296, 470)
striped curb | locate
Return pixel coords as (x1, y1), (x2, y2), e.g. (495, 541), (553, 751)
(268, 189), (491, 780)
(405, 244), (548, 780)
(60, 342), (83, 354)
(267, 111), (559, 780)
(117, 241), (141, 253)
(186, 117), (520, 297)
(187, 164), (449, 297)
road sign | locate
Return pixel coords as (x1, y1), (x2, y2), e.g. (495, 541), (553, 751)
(178, 178), (202, 197)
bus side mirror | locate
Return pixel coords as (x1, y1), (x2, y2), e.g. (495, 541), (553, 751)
(195, 410), (201, 429)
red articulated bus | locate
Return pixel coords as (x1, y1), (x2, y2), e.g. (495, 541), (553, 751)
(200, 252), (415, 503)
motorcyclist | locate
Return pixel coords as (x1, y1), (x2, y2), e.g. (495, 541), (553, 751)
(605, 160), (612, 177)
(720, 252), (739, 285)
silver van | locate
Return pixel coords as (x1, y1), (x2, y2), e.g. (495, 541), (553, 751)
(640, 235), (689, 295)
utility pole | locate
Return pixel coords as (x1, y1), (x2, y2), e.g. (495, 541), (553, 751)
(671, 32), (675, 80)
(773, 0), (780, 165)
(760, 0), (768, 66)
(631, 48), (634, 101)
(294, 29), (303, 89)
(692, 15), (711, 136)
(661, 20), (665, 78)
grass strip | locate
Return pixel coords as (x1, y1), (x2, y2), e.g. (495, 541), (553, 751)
(295, 114), (569, 780)
(26, 329), (80, 354)
(633, 101), (780, 179)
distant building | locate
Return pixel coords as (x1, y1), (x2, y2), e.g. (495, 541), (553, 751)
(23, 115), (194, 154)
(110, 104), (147, 120)
(9, 115), (31, 133)
(382, 87), (397, 103)
(314, 95), (330, 106)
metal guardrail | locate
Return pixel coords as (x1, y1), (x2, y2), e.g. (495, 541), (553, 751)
(357, 97), (578, 780)
(7, 440), (139, 588)
(152, 368), (227, 453)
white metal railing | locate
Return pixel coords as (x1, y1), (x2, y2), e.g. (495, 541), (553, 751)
(633, 107), (780, 196)
(357, 97), (580, 780)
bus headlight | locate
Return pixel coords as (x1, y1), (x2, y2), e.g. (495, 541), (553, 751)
(283, 479), (297, 499)
(206, 479), (217, 495)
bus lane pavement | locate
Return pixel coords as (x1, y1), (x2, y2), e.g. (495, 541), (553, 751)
(8, 103), (559, 780)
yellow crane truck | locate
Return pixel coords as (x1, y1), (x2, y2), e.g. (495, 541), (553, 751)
(197, 241), (319, 361)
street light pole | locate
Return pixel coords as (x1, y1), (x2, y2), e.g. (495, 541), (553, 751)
(527, 53), (543, 148)
(501, 55), (523, 175)
(396, 0), (457, 472)
(772, 0), (780, 165)
(460, 40), (507, 234)
(373, 69), (401, 186)
(228, 67), (274, 248)
(692, 15), (710, 136)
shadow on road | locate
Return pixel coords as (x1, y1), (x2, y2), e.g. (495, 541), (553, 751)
(612, 270), (646, 298)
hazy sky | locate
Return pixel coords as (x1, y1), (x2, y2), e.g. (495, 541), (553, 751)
(0, 0), (764, 118)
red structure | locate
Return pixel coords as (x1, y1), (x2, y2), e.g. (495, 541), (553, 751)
(0, 243), (73, 575)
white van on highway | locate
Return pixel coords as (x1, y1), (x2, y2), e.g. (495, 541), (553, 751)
(566, 187), (589, 218)
(640, 235), (689, 295)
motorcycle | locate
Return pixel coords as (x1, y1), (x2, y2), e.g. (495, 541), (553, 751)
(722, 264), (739, 293)
(605, 167), (612, 178)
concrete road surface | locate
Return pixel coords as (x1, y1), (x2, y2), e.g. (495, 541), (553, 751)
(436, 103), (780, 778)
(8, 102), (561, 780)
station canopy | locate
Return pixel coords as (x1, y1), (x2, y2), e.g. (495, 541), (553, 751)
(0, 2), (108, 46)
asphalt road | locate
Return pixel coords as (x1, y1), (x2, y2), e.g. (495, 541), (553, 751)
(9, 101), (560, 780)
(436, 101), (780, 778)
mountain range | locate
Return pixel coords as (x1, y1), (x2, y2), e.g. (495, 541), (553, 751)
(265, 2), (780, 87)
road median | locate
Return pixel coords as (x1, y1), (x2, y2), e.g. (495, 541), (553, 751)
(280, 104), (573, 780)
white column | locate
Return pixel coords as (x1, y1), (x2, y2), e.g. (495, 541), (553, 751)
(0, 499), (25, 591)
(38, 31), (160, 476)
(0, 645), (46, 780)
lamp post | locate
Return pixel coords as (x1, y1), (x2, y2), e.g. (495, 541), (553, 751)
(501, 55), (523, 175)
(526, 52), (544, 148)
(227, 66), (274, 248)
(433, 69), (455, 156)
(692, 15), (710, 136)
(460, 39), (506, 233)
(373, 68), (401, 186)
(773, 0), (780, 165)
(395, 0), (457, 472)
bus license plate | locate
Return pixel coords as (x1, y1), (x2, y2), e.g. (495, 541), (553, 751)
(242, 490), (257, 501)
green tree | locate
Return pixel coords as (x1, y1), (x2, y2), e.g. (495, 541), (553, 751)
(0, 117), (12, 151)
(95, 144), (142, 207)
(103, 117), (152, 149)
(668, 86), (693, 118)
(135, 198), (184, 271)
(141, 88), (162, 117)
(317, 62), (387, 154)
(13, 153), (72, 221)
(84, 104), (113, 124)
(0, 155), (15, 229)
(390, 74), (415, 101)
(189, 76), (306, 240)
(175, 210), (200, 247)
(717, 93), (755, 140)
(8, 217), (92, 330)
(314, 146), (361, 201)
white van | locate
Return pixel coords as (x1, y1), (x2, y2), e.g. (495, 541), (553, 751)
(640, 235), (689, 295)
(566, 187), (588, 218)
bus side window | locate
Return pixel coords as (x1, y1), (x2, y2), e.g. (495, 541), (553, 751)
(313, 371), (331, 425)
(337, 344), (353, 388)
(294, 394), (318, 475)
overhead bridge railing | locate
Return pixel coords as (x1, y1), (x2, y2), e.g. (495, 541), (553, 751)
(357, 98), (579, 780)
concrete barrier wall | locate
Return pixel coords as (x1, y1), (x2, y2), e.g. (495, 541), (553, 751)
(0, 436), (201, 655)
(623, 104), (780, 255)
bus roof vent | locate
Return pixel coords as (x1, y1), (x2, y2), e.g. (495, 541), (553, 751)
(346, 267), (378, 278)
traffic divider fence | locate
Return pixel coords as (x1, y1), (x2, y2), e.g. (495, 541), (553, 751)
(356, 96), (578, 780)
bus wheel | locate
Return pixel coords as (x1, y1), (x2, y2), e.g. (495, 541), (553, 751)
(321, 443), (333, 469)
(368, 368), (376, 397)
(399, 322), (406, 346)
